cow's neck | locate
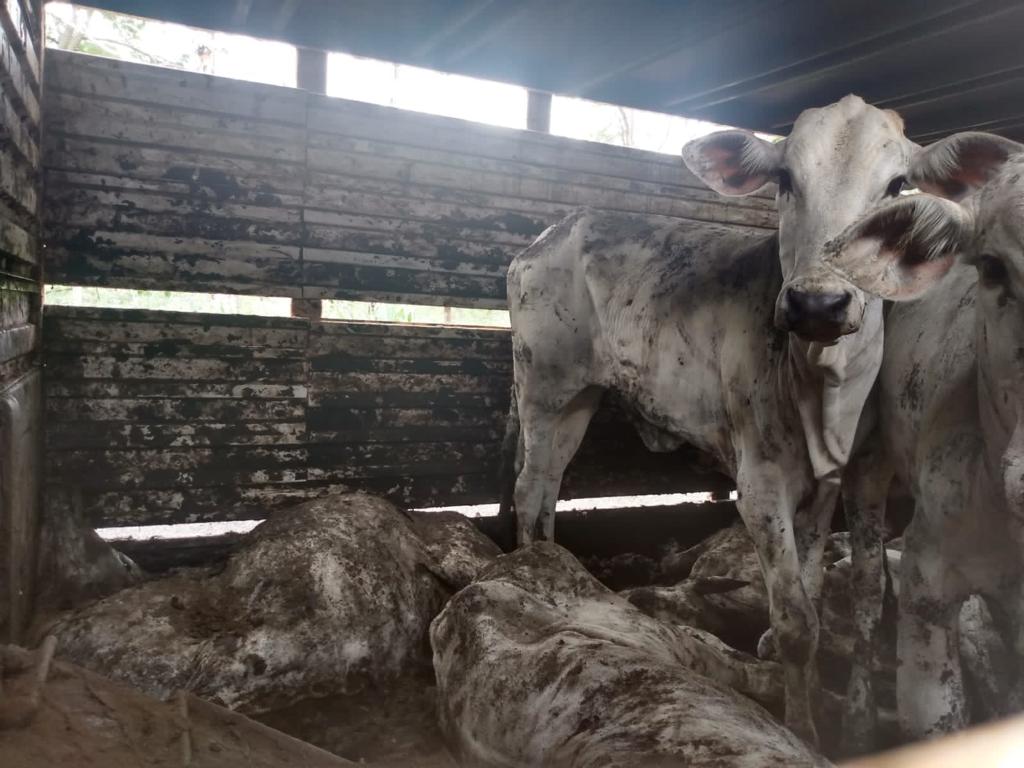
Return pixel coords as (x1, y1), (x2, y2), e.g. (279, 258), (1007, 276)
(976, 309), (1024, 510)
(784, 300), (885, 482)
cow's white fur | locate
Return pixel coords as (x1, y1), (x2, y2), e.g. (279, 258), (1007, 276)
(830, 133), (1024, 745)
(504, 95), (916, 744)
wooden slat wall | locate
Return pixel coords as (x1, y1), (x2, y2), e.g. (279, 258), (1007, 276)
(42, 49), (777, 308)
(43, 306), (733, 528)
(0, 0), (42, 642)
(39, 49), (765, 529)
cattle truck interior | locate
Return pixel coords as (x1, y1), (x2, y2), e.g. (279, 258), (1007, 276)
(5, 1), (1024, 766)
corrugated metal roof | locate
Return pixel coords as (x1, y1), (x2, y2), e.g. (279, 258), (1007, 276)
(76, 0), (1024, 142)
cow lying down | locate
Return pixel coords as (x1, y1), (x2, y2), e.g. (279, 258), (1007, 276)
(33, 492), (500, 716)
(431, 543), (830, 768)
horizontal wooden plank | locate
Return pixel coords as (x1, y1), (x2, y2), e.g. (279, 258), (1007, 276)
(309, 371), (506, 397)
(81, 483), (353, 527)
(45, 169), (304, 210)
(45, 397), (305, 422)
(302, 187), (550, 244)
(307, 95), (775, 201)
(45, 51), (305, 126)
(44, 323), (306, 351)
(303, 218), (522, 266)
(0, 284), (30, 328)
(308, 440), (493, 473)
(0, 215), (33, 263)
(0, 320), (33, 362)
(43, 339), (306, 360)
(309, 423), (502, 445)
(45, 354), (305, 382)
(45, 381), (306, 399)
(44, 229), (302, 295)
(307, 356), (511, 376)
(302, 260), (507, 306)
(304, 171), (771, 239)
(49, 444), (308, 482)
(43, 146), (305, 200)
(306, 146), (775, 230)
(44, 304), (306, 331)
(0, 345), (31, 382)
(306, 405), (502, 432)
(305, 129), (776, 218)
(309, 336), (510, 363)
(47, 421), (306, 450)
(48, 187), (303, 237)
(311, 319), (509, 340)
(46, 90), (308, 147)
(48, 104), (306, 164)
(0, 129), (36, 215)
(307, 389), (507, 411)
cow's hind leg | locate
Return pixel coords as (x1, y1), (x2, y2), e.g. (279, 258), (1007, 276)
(736, 459), (819, 746)
(514, 387), (602, 545)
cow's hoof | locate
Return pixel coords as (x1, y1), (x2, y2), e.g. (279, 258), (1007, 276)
(757, 628), (779, 661)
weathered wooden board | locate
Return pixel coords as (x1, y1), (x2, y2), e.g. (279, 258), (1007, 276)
(44, 307), (732, 528)
(42, 49), (777, 304)
(0, 0), (41, 644)
(38, 50), (756, 529)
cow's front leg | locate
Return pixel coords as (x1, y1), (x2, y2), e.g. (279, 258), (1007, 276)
(737, 462), (819, 746)
(795, 475), (840, 614)
(840, 448), (892, 756)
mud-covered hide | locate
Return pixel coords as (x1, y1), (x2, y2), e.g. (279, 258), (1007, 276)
(958, 594), (1016, 721)
(628, 522), (902, 666)
(405, 510), (502, 590)
(32, 487), (143, 617)
(432, 543), (829, 768)
(40, 492), (498, 714)
(624, 521), (769, 651)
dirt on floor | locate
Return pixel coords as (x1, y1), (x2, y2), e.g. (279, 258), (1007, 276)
(1, 643), (353, 768)
(258, 667), (457, 768)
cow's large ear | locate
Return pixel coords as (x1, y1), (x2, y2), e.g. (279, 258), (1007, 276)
(910, 132), (1023, 200)
(682, 131), (782, 196)
(825, 194), (972, 302)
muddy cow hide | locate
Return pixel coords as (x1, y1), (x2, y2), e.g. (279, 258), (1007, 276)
(431, 542), (830, 768)
(35, 492), (500, 714)
(625, 522), (902, 672)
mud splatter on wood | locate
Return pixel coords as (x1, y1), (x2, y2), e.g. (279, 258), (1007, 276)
(44, 306), (733, 528)
(42, 50), (776, 307)
(0, 0), (42, 644)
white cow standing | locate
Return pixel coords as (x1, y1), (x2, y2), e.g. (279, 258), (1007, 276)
(501, 96), (915, 744)
(829, 132), (1024, 742)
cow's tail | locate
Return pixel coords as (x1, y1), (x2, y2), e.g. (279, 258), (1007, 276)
(496, 383), (520, 551)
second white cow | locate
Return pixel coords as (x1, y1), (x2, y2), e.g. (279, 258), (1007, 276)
(829, 131), (1024, 743)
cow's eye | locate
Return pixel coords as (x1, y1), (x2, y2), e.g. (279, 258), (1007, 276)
(777, 169), (793, 196)
(975, 254), (1009, 288)
(885, 175), (907, 198)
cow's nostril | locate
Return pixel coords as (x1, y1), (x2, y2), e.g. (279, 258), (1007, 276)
(786, 289), (851, 319)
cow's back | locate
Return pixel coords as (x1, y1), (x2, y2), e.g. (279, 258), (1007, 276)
(507, 208), (786, 469)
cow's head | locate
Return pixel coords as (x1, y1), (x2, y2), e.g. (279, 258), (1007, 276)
(683, 95), (915, 343)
